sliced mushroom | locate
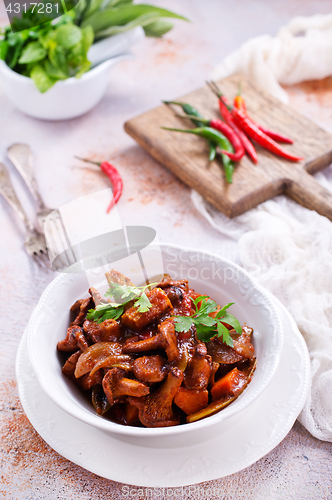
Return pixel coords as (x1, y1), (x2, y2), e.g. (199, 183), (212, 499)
(230, 326), (255, 360)
(83, 319), (121, 343)
(208, 361), (220, 388)
(121, 288), (172, 330)
(128, 367), (184, 428)
(89, 287), (111, 307)
(105, 269), (134, 287)
(79, 369), (103, 390)
(162, 286), (184, 306)
(102, 368), (150, 405)
(158, 318), (180, 362)
(123, 318), (180, 364)
(133, 355), (168, 383)
(184, 343), (212, 390)
(74, 342), (132, 378)
(123, 334), (164, 354)
(206, 337), (244, 364)
(61, 351), (81, 379)
(71, 297), (93, 326)
(157, 278), (189, 293)
(57, 326), (89, 353)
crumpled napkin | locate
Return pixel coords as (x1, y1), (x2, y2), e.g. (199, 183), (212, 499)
(211, 13), (332, 104)
(193, 14), (332, 442)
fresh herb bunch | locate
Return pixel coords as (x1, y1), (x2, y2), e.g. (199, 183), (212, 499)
(0, 10), (94, 92)
(86, 281), (157, 323)
(173, 296), (242, 347)
(0, 0), (187, 92)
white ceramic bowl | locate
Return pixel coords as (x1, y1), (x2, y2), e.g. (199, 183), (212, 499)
(26, 244), (283, 440)
(0, 54), (132, 120)
(0, 27), (144, 120)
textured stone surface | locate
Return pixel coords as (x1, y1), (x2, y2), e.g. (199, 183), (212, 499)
(1, 0), (332, 498)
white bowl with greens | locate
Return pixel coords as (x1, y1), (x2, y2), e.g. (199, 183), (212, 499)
(0, 1), (187, 120)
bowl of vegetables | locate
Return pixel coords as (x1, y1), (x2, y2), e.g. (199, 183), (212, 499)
(26, 243), (283, 441)
(0, 1), (187, 120)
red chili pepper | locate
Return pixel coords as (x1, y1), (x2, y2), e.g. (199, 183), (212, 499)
(100, 161), (123, 212)
(175, 113), (244, 162)
(209, 119), (245, 161)
(232, 108), (303, 162)
(234, 95), (293, 144)
(207, 81), (258, 164)
(75, 156), (123, 212)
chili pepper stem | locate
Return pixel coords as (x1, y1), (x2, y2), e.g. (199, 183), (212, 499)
(206, 81), (233, 111)
(161, 127), (199, 134)
(163, 100), (186, 106)
(175, 113), (209, 125)
(206, 80), (222, 97)
(75, 155), (101, 166)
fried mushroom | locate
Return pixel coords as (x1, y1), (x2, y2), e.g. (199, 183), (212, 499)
(184, 343), (212, 390)
(102, 368), (150, 405)
(57, 326), (89, 353)
(128, 367), (184, 427)
(133, 355), (168, 383)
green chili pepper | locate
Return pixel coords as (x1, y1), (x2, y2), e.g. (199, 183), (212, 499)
(163, 101), (217, 162)
(162, 126), (235, 183)
(208, 142), (217, 162)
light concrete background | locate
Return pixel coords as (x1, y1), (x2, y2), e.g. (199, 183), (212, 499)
(1, 1), (332, 498)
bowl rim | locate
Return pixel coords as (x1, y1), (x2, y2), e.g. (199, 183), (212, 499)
(26, 242), (283, 437)
(0, 54), (130, 87)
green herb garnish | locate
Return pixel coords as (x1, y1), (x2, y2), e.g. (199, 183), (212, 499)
(86, 282), (157, 323)
(0, 0), (188, 93)
(173, 296), (242, 347)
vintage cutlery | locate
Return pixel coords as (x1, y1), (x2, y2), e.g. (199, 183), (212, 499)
(0, 162), (50, 270)
(6, 143), (77, 271)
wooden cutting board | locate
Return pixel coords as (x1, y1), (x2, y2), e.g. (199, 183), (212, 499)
(124, 74), (332, 220)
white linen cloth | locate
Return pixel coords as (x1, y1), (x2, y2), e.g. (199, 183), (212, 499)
(193, 14), (332, 442)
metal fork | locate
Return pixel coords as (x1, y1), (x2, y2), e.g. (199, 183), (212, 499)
(0, 163), (51, 270)
(7, 143), (53, 231)
(7, 143), (77, 272)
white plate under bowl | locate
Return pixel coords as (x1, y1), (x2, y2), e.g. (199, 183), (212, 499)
(16, 294), (310, 487)
(26, 244), (283, 439)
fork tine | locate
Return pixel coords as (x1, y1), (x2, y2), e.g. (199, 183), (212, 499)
(45, 217), (72, 270)
(38, 250), (53, 270)
(32, 252), (50, 271)
(44, 210), (77, 271)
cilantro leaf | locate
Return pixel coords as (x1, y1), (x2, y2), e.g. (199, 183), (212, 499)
(105, 283), (137, 303)
(220, 313), (242, 335)
(86, 302), (125, 323)
(215, 302), (234, 317)
(173, 296), (242, 347)
(174, 316), (194, 333)
(87, 281), (157, 323)
(134, 292), (151, 313)
(217, 321), (233, 347)
(195, 323), (217, 342)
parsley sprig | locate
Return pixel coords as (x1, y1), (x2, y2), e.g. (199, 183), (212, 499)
(173, 296), (242, 347)
(86, 282), (157, 324)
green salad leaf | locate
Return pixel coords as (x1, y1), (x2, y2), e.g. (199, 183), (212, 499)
(18, 42), (47, 64)
(0, 0), (188, 92)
